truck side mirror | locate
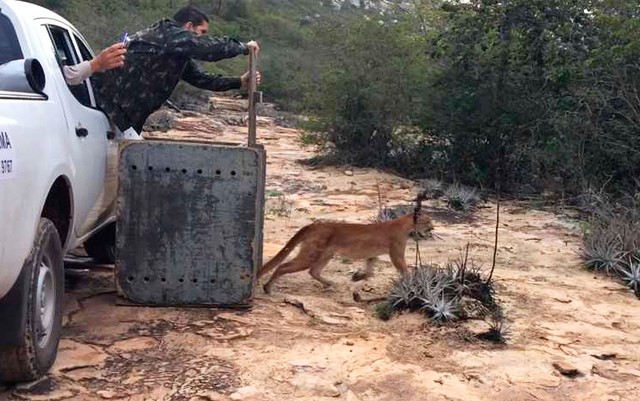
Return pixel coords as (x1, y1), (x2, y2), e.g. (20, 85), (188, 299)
(0, 58), (46, 95)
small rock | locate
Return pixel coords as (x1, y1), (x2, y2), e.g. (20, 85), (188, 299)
(97, 390), (117, 399)
(288, 360), (326, 373)
(345, 341), (355, 346)
(344, 170), (353, 176)
(591, 353), (617, 360)
(553, 297), (572, 304)
(319, 316), (344, 325)
(122, 374), (144, 385)
(194, 392), (230, 401)
(14, 377), (50, 392)
(197, 327), (253, 341)
(13, 389), (75, 401)
(62, 366), (104, 381)
(229, 386), (260, 400)
(111, 336), (159, 353)
(291, 374), (341, 397)
(52, 340), (108, 373)
(345, 390), (363, 401)
(553, 361), (580, 377)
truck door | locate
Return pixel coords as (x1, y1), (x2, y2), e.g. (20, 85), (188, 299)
(38, 22), (118, 240)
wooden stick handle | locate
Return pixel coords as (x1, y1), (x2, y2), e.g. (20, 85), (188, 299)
(247, 49), (257, 147)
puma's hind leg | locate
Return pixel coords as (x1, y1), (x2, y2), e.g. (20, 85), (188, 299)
(262, 247), (327, 294)
(262, 257), (308, 294)
(309, 253), (335, 290)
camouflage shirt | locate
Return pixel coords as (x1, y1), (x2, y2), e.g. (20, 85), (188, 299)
(92, 19), (248, 132)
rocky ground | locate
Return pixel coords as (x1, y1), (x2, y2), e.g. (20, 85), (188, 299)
(2, 96), (639, 401)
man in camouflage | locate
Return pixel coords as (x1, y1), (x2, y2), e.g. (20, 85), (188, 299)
(92, 5), (260, 139)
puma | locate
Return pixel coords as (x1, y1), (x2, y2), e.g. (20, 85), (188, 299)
(258, 209), (434, 294)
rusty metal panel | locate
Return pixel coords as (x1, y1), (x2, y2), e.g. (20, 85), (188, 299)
(115, 141), (265, 307)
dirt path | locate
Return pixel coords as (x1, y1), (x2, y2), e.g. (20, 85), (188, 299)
(3, 97), (640, 401)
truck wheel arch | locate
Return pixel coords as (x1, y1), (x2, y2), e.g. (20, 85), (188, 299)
(41, 176), (73, 250)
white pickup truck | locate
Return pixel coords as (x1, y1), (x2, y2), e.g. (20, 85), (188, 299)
(0, 0), (120, 381)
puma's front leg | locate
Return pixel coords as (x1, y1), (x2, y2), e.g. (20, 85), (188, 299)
(389, 243), (409, 276)
(351, 257), (378, 282)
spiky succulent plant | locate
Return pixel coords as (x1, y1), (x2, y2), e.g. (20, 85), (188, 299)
(373, 205), (411, 223)
(386, 257), (500, 322)
(443, 184), (480, 212)
(388, 273), (418, 310)
(476, 317), (510, 344)
(417, 179), (445, 199)
(617, 258), (640, 295)
(582, 228), (623, 275)
(421, 293), (459, 323)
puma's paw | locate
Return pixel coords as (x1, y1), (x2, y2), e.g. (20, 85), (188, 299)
(321, 284), (336, 292)
(351, 271), (368, 282)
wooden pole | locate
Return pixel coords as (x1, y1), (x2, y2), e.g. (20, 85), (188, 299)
(247, 49), (257, 147)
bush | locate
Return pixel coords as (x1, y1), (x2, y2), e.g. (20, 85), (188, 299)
(386, 255), (499, 324)
(581, 197), (640, 298)
(443, 184), (480, 212)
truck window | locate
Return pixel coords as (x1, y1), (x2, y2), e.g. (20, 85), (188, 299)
(46, 25), (92, 107)
(72, 34), (100, 106)
(74, 35), (94, 62)
(0, 13), (23, 65)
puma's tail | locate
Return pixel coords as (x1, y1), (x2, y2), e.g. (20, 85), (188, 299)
(257, 225), (311, 278)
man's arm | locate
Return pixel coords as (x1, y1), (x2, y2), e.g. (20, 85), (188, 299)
(63, 61), (93, 85)
(165, 29), (249, 62)
(63, 43), (126, 85)
(181, 60), (242, 91)
(182, 60), (263, 92)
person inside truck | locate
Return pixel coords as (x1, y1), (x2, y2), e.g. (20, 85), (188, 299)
(62, 42), (126, 86)
(74, 5), (261, 140)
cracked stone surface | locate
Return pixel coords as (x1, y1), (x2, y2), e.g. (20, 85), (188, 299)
(2, 95), (640, 401)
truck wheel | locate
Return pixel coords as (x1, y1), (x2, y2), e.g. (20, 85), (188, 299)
(0, 218), (64, 382)
(84, 223), (115, 264)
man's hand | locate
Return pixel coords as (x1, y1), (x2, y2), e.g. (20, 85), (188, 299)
(241, 70), (263, 90)
(90, 43), (127, 73)
(245, 40), (260, 55)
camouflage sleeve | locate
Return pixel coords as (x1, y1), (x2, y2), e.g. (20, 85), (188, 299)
(181, 60), (242, 91)
(166, 28), (248, 62)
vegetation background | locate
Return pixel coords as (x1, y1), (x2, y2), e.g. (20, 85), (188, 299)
(28, 0), (639, 198)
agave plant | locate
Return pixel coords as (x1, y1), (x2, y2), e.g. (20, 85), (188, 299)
(388, 273), (418, 310)
(421, 293), (459, 323)
(417, 179), (445, 199)
(582, 227), (623, 275)
(614, 219), (640, 257)
(476, 317), (510, 344)
(444, 183), (480, 212)
(377, 207), (397, 222)
(415, 265), (457, 298)
(374, 205), (411, 222)
(617, 258), (640, 294)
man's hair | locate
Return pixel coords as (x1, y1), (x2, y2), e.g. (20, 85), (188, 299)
(173, 6), (209, 26)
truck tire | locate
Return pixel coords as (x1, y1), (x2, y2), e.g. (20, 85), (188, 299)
(83, 223), (115, 264)
(0, 218), (64, 382)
